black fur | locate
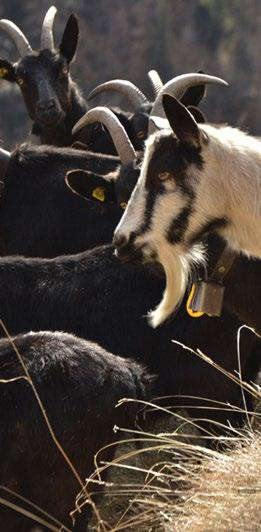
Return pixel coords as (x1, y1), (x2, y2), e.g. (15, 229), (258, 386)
(0, 243), (258, 430)
(0, 15), (148, 153)
(0, 330), (151, 531)
(189, 217), (228, 245)
(0, 144), (123, 257)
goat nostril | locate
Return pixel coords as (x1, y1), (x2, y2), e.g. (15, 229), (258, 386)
(113, 233), (128, 249)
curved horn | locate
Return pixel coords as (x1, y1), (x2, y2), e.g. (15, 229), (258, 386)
(0, 20), (32, 56)
(88, 80), (149, 109)
(148, 70), (163, 97)
(72, 107), (137, 165)
(149, 73), (228, 133)
(0, 147), (10, 178)
(41, 6), (57, 50)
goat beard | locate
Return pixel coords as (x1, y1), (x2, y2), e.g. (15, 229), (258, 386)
(148, 243), (205, 328)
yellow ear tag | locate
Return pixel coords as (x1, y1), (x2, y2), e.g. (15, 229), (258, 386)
(0, 68), (8, 78)
(92, 186), (105, 202)
(186, 283), (204, 318)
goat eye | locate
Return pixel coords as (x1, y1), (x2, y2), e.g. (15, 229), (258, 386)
(137, 130), (145, 139)
(17, 77), (24, 87)
(62, 66), (69, 76)
(120, 201), (127, 210)
(158, 171), (171, 181)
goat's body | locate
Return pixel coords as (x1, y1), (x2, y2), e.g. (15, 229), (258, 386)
(0, 144), (121, 257)
(0, 330), (149, 531)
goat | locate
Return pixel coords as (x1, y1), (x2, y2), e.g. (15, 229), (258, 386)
(0, 330), (151, 530)
(114, 87), (261, 329)
(0, 7), (88, 148)
(0, 143), (123, 256)
(0, 242), (258, 432)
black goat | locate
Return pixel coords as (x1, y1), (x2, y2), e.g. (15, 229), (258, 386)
(0, 106), (143, 257)
(0, 143), (123, 257)
(0, 7), (88, 148)
(0, 330), (151, 531)
(0, 243), (259, 431)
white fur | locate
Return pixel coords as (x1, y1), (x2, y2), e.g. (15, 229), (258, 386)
(191, 124), (261, 257)
(148, 242), (204, 327)
(115, 123), (261, 327)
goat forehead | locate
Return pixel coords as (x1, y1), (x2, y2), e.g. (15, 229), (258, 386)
(17, 51), (64, 75)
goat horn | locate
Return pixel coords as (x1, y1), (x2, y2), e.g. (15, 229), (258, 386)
(88, 80), (149, 109)
(148, 70), (163, 96)
(0, 147), (10, 178)
(0, 19), (32, 56)
(41, 6), (57, 50)
(72, 107), (137, 165)
(149, 73), (228, 133)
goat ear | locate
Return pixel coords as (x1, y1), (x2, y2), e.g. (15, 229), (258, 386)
(187, 106), (206, 123)
(59, 14), (79, 64)
(162, 94), (201, 149)
(65, 169), (116, 203)
(0, 59), (16, 82)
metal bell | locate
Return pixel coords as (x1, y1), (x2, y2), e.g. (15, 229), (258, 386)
(190, 281), (225, 317)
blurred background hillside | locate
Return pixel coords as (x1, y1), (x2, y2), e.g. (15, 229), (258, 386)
(0, 0), (260, 148)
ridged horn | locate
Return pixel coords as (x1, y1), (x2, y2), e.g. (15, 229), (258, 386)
(88, 80), (149, 109)
(149, 73), (228, 134)
(72, 107), (137, 165)
(148, 70), (163, 97)
(0, 19), (32, 56)
(41, 6), (57, 50)
(0, 147), (10, 178)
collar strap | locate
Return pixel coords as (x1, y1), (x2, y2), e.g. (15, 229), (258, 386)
(209, 244), (236, 283)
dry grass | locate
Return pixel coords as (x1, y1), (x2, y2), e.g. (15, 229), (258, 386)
(85, 328), (261, 531)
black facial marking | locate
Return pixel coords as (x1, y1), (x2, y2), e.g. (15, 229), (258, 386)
(145, 134), (202, 197)
(132, 133), (201, 239)
(123, 132), (203, 246)
(188, 218), (228, 245)
(167, 206), (194, 244)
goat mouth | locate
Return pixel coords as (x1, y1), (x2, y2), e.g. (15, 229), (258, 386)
(114, 246), (142, 264)
(37, 110), (65, 129)
(114, 244), (156, 265)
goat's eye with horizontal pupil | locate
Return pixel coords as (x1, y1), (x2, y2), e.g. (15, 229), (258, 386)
(158, 172), (171, 181)
(120, 201), (127, 210)
(17, 77), (24, 86)
(137, 130), (145, 139)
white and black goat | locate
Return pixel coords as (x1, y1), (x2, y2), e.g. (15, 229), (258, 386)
(113, 88), (261, 327)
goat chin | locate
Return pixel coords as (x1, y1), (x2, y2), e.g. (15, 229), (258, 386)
(148, 243), (205, 328)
